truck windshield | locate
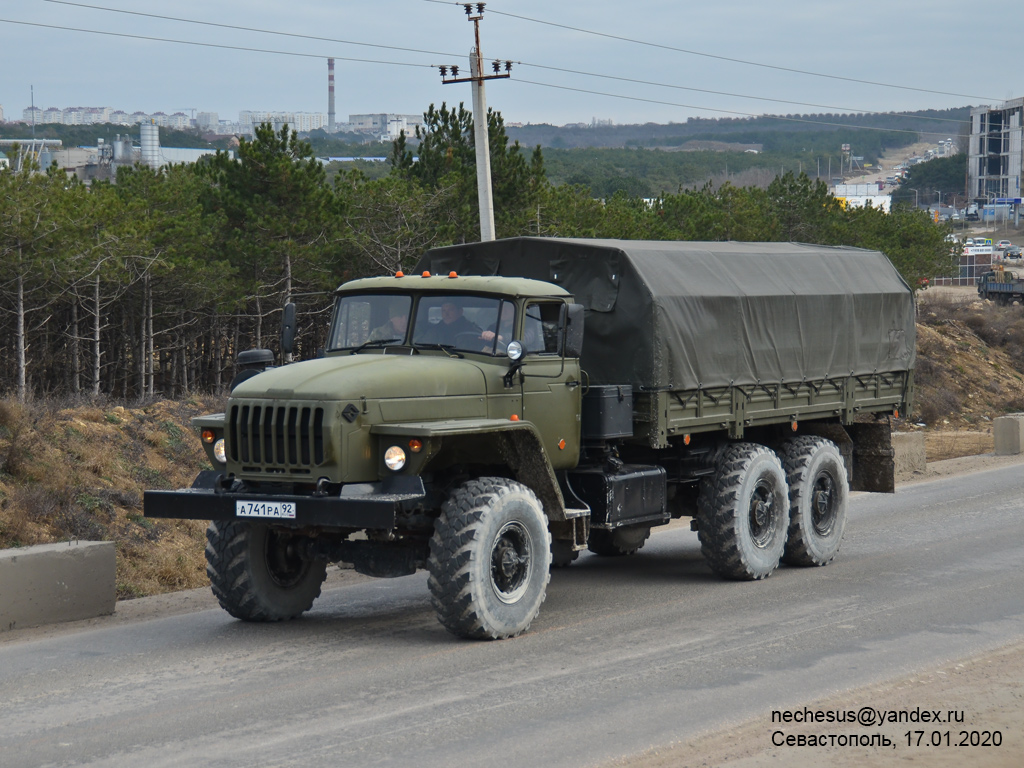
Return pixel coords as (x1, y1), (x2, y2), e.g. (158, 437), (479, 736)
(329, 293), (515, 355)
(329, 294), (412, 349)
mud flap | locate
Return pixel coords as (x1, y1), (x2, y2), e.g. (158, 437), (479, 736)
(846, 421), (895, 493)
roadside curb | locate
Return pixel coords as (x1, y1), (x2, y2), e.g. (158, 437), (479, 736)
(0, 541), (115, 632)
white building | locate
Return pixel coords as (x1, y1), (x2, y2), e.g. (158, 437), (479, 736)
(239, 111), (328, 134)
(196, 112), (219, 131)
(0, 104), (4, 123)
(43, 107), (63, 124)
(349, 113), (424, 139)
(22, 106), (42, 124)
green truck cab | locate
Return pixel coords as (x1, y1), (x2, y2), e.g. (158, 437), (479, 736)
(145, 238), (915, 639)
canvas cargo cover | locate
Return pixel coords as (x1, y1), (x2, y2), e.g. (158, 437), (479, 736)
(418, 238), (916, 390)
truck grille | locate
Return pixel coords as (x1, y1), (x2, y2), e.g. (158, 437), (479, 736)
(229, 403), (325, 471)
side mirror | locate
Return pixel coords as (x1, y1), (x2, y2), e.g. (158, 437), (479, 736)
(564, 303), (585, 358)
(281, 302), (297, 358)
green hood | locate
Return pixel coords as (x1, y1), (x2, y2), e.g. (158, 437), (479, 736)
(231, 353), (489, 401)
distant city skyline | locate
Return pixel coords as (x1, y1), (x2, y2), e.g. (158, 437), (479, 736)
(2, 0), (1022, 132)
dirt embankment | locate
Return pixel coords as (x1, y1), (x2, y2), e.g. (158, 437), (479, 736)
(0, 398), (217, 598)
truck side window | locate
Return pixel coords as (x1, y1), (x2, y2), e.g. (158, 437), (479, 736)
(523, 302), (563, 355)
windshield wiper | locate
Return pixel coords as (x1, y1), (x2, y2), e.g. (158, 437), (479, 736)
(348, 339), (402, 354)
(409, 343), (463, 358)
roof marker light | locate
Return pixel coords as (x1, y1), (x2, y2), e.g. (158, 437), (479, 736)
(449, 271), (458, 278)
(422, 271), (431, 277)
(395, 270), (404, 277)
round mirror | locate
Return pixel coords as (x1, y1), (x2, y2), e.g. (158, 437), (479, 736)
(506, 340), (523, 361)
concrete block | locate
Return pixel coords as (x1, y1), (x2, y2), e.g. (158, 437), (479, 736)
(892, 432), (926, 475)
(0, 541), (116, 632)
(993, 413), (1024, 455)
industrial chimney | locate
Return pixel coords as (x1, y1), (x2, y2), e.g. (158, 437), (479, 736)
(327, 58), (336, 133)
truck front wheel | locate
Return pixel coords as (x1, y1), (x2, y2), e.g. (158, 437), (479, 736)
(697, 443), (790, 580)
(205, 520), (327, 621)
(428, 478), (552, 639)
(777, 436), (848, 566)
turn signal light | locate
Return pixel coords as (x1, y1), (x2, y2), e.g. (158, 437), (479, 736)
(201, 429), (216, 444)
(408, 438), (423, 453)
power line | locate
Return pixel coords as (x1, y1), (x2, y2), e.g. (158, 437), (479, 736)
(513, 79), (954, 137)
(427, 0), (998, 102)
(0, 18), (436, 69)
(519, 63), (969, 127)
(43, 0), (462, 61)
(35, 0), (969, 126)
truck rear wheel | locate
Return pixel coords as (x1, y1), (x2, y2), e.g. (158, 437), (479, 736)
(205, 520), (327, 621)
(428, 477), (551, 639)
(587, 525), (651, 556)
(777, 436), (848, 566)
(550, 539), (580, 567)
(697, 443), (789, 580)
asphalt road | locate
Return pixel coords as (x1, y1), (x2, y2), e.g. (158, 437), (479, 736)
(3, 465), (1023, 768)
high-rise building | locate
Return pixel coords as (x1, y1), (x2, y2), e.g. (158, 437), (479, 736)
(968, 99), (1024, 202)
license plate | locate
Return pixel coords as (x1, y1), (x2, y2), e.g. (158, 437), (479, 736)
(236, 500), (296, 519)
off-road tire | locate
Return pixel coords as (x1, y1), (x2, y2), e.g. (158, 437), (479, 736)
(777, 436), (848, 566)
(428, 477), (551, 639)
(205, 520), (327, 621)
(697, 443), (790, 580)
(550, 539), (580, 567)
(586, 525), (652, 556)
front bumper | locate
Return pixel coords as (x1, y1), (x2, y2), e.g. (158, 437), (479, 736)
(143, 471), (426, 530)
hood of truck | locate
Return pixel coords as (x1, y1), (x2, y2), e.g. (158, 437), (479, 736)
(231, 353), (490, 401)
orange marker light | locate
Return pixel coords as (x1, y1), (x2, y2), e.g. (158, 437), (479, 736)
(510, 414), (520, 421)
(558, 439), (566, 450)
(408, 438), (423, 453)
(449, 271), (458, 278)
(395, 270), (404, 277)
(683, 434), (690, 446)
(894, 409), (900, 418)
(791, 421), (798, 432)
(422, 271), (431, 278)
(201, 429), (216, 444)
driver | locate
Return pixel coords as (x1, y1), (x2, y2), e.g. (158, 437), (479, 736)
(431, 301), (481, 346)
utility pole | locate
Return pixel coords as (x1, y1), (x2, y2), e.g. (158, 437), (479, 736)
(438, 3), (512, 242)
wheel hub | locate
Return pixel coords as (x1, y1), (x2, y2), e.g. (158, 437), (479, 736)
(811, 471), (837, 536)
(749, 481), (777, 548)
(490, 521), (532, 604)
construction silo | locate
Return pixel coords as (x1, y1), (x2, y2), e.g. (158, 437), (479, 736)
(140, 122), (161, 168)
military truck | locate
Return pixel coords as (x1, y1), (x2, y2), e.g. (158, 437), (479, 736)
(144, 238), (915, 640)
(977, 265), (1024, 305)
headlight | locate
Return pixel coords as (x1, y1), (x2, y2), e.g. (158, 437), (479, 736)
(506, 340), (523, 361)
(213, 438), (227, 464)
(384, 445), (407, 471)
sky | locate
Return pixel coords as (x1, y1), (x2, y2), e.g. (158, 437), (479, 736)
(1, 0), (1022, 132)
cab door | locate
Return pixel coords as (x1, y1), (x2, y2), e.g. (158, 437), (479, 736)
(519, 300), (581, 469)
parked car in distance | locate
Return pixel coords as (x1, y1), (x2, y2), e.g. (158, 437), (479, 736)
(997, 240), (1013, 250)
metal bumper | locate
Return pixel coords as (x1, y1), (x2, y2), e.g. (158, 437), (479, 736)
(143, 473), (427, 530)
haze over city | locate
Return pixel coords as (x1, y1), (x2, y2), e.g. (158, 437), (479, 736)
(2, 0), (1021, 128)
